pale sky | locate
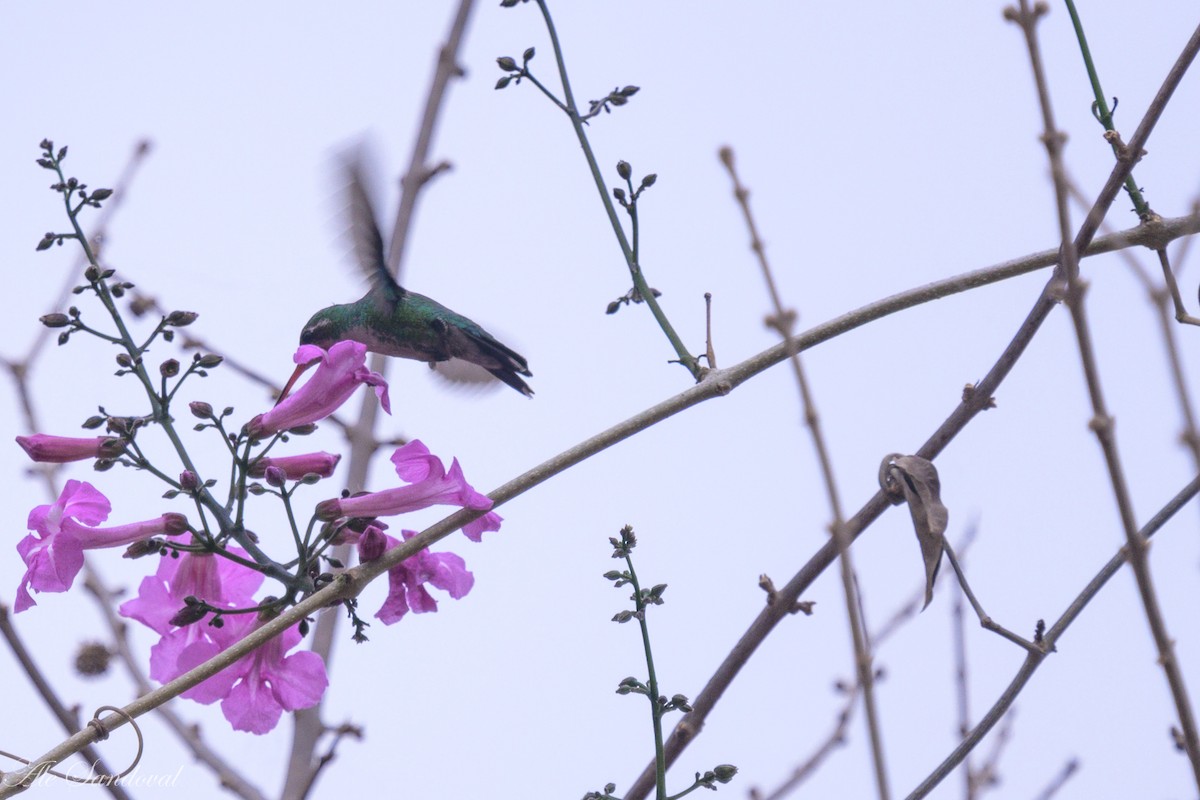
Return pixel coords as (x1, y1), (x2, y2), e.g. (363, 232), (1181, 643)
(2, 3), (1200, 799)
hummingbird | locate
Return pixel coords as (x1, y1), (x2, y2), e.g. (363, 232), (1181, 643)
(281, 150), (533, 401)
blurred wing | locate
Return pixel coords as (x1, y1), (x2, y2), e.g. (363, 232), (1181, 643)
(429, 359), (506, 394)
(337, 143), (401, 307)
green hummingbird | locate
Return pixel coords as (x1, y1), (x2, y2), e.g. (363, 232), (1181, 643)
(283, 151), (533, 400)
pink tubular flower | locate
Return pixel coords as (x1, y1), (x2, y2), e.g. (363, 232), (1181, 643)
(245, 341), (390, 439)
(15, 480), (188, 612)
(120, 538), (266, 702)
(314, 440), (502, 541)
(248, 451), (341, 481)
(126, 546), (271, 705)
(214, 615), (329, 734)
(16, 434), (124, 463)
(358, 526), (474, 625)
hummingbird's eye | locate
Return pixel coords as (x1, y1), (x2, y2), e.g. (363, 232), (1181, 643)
(300, 318), (335, 345)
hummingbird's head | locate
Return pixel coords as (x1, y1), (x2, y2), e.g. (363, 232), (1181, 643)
(298, 308), (344, 349)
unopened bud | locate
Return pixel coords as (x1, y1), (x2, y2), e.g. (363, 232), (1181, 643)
(195, 353), (223, 368)
(189, 401), (214, 420)
(179, 470), (201, 492)
(616, 160), (632, 180)
(165, 310), (199, 326)
(96, 438), (127, 459)
(123, 538), (163, 559)
(496, 56), (518, 72)
(40, 313), (71, 328)
(169, 601), (209, 627)
(264, 466), (288, 488)
(160, 359), (180, 378)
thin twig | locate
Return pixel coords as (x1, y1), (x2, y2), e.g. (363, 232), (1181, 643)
(0, 606), (133, 800)
(753, 529), (979, 800)
(951, 530), (975, 800)
(1030, 758), (1080, 800)
(942, 543), (1040, 653)
(905, 473), (1200, 798)
(627, 13), (1199, 793)
(719, 144), (889, 800)
(1012, 1), (1200, 786)
(1065, 178), (1200, 481)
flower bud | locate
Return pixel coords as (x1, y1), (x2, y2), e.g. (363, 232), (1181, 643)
(314, 498), (341, 521)
(160, 359), (180, 378)
(195, 353), (224, 368)
(264, 466), (288, 488)
(358, 525), (388, 562)
(165, 310), (199, 326)
(16, 433), (116, 463)
(169, 602), (209, 627)
(713, 765), (738, 784)
(123, 538), (163, 559)
(162, 513), (190, 535)
(179, 470), (201, 492)
(496, 56), (518, 72)
(40, 313), (71, 328)
(616, 160), (632, 180)
(189, 401), (214, 420)
(96, 437), (127, 459)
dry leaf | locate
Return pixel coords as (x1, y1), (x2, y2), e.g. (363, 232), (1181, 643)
(879, 453), (949, 609)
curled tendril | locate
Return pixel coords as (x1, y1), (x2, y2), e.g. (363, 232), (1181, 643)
(0, 705), (143, 786)
(1091, 95), (1118, 124)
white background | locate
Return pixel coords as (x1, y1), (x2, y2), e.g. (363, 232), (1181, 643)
(2, 3), (1200, 799)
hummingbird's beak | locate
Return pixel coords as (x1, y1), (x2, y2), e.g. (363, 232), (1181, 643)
(275, 358), (320, 405)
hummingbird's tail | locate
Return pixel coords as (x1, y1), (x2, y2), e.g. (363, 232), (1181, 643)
(488, 366), (534, 397)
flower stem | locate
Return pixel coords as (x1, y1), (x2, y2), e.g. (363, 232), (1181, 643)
(1063, 0), (1153, 219)
(623, 553), (668, 799)
(532, 0), (699, 377)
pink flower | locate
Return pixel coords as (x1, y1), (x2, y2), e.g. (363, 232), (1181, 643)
(248, 451), (341, 481)
(245, 341), (390, 439)
(16, 434), (125, 463)
(314, 440), (503, 541)
(15, 480), (188, 612)
(212, 615), (329, 734)
(357, 526), (474, 624)
(120, 538), (267, 703)
(120, 537), (263, 636)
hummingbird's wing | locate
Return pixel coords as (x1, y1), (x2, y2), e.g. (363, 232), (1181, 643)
(339, 147), (403, 309)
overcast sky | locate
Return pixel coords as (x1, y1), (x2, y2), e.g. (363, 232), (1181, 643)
(3, 3), (1200, 799)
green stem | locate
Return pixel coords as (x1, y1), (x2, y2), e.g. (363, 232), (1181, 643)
(1063, 0), (1152, 219)
(624, 554), (668, 799)
(532, 0), (699, 377)
(279, 489), (307, 563)
(50, 157), (291, 585)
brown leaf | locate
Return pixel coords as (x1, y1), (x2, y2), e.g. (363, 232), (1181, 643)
(879, 453), (948, 609)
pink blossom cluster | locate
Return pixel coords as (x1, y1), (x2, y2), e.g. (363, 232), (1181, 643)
(13, 341), (502, 733)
